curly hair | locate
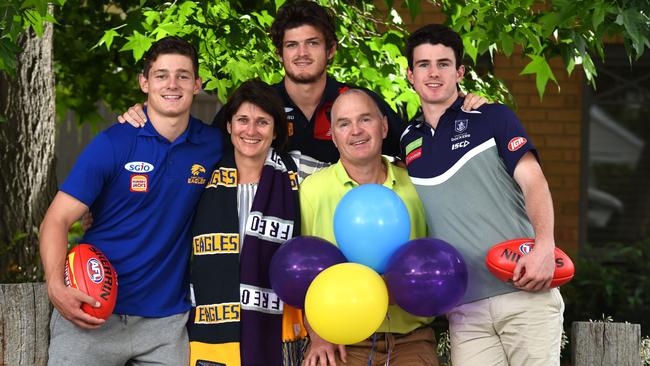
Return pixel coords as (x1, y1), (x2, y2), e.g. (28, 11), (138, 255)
(270, 1), (337, 55)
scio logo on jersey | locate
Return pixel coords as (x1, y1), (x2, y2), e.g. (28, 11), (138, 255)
(86, 258), (104, 283)
(124, 161), (154, 173)
(519, 242), (534, 254)
(454, 119), (469, 133)
(508, 137), (527, 152)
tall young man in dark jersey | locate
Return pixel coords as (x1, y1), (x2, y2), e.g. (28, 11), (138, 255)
(400, 24), (563, 366)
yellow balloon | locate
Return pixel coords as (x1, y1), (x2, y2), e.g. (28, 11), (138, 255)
(305, 262), (388, 345)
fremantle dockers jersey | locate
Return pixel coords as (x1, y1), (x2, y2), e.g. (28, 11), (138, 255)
(400, 98), (538, 303)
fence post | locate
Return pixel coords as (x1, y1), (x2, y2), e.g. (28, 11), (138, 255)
(0, 283), (51, 366)
(572, 321), (641, 366)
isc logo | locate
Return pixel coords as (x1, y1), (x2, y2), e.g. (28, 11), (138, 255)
(124, 161), (154, 173)
(451, 140), (470, 150)
(86, 258), (104, 283)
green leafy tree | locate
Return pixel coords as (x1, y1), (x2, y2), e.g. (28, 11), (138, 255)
(1, 0), (64, 282)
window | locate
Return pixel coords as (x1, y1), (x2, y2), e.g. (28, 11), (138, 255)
(584, 44), (650, 246)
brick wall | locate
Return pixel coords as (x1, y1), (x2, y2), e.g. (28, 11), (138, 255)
(389, 2), (582, 252)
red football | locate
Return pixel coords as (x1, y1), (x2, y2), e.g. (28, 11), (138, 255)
(485, 238), (574, 288)
(64, 244), (118, 319)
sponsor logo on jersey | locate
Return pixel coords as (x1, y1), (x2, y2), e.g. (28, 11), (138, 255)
(508, 137), (527, 152)
(284, 107), (294, 113)
(187, 164), (207, 185)
(405, 137), (423, 156)
(405, 148), (422, 166)
(451, 132), (470, 142)
(130, 174), (148, 192)
(313, 103), (333, 140)
(519, 242), (534, 254)
(245, 212), (293, 243)
(124, 161), (154, 173)
(288, 121), (294, 136)
(194, 302), (240, 324)
(86, 258), (104, 283)
(193, 233), (240, 255)
(207, 168), (237, 188)
(454, 119), (469, 133)
(240, 284), (283, 314)
(451, 140), (470, 150)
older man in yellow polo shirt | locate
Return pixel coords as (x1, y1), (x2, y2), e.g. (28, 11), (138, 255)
(299, 89), (437, 366)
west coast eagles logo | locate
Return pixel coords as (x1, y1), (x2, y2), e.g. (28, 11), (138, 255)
(187, 164), (207, 185)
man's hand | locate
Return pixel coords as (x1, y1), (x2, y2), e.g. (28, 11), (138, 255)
(461, 93), (489, 111)
(47, 281), (105, 329)
(304, 333), (347, 366)
(303, 315), (347, 366)
(117, 103), (147, 127)
(512, 238), (555, 292)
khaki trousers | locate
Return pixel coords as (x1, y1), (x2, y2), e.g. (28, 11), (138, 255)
(447, 288), (564, 366)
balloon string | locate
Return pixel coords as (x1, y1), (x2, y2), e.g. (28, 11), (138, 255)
(367, 332), (378, 366)
(385, 333), (393, 366)
(385, 313), (392, 366)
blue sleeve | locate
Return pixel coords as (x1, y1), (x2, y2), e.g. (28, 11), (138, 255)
(60, 132), (116, 206)
(490, 104), (538, 176)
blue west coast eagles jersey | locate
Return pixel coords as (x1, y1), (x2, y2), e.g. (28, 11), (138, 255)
(61, 116), (223, 317)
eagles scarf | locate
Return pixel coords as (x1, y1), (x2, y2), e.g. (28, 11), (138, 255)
(188, 147), (306, 366)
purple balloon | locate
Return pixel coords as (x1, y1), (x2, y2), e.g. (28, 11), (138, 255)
(270, 236), (347, 309)
(384, 238), (468, 317)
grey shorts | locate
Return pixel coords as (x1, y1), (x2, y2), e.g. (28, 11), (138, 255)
(47, 309), (189, 366)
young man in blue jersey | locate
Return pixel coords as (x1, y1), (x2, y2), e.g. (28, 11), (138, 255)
(400, 24), (564, 366)
(39, 36), (223, 365)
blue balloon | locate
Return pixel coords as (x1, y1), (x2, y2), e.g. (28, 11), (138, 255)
(384, 238), (468, 317)
(333, 184), (410, 273)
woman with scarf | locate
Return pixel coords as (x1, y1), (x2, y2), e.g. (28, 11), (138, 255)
(188, 80), (306, 366)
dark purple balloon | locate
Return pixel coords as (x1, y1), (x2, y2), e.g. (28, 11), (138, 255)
(384, 238), (468, 317)
(269, 236), (347, 309)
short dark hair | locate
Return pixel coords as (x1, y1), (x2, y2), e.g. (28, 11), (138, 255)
(221, 79), (288, 152)
(270, 0), (337, 55)
(406, 24), (464, 70)
(142, 36), (199, 78)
